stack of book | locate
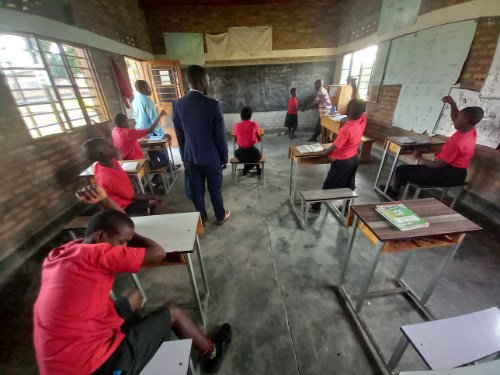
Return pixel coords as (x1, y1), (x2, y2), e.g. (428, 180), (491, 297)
(375, 203), (429, 231)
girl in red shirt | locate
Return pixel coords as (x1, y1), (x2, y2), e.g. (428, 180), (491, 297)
(284, 87), (299, 139)
(233, 106), (262, 176)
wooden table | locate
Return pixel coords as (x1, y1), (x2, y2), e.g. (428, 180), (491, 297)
(374, 136), (446, 200)
(132, 212), (209, 329)
(140, 135), (178, 187)
(320, 115), (342, 143)
(79, 159), (148, 193)
(337, 198), (482, 374)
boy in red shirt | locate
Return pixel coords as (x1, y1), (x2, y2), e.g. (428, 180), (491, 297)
(233, 106), (262, 176)
(34, 209), (232, 375)
(111, 109), (166, 162)
(311, 99), (367, 211)
(386, 96), (484, 197)
(82, 138), (164, 215)
(284, 87), (298, 139)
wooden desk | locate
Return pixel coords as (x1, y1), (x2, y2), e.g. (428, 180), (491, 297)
(337, 198), (481, 374)
(79, 159), (148, 193)
(374, 136), (446, 200)
(132, 212), (209, 329)
(320, 115), (342, 143)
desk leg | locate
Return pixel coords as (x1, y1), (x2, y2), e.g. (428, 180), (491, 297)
(289, 157), (294, 199)
(291, 158), (298, 202)
(338, 216), (359, 286)
(395, 251), (412, 279)
(195, 236), (209, 298)
(419, 234), (465, 306)
(131, 273), (147, 306)
(355, 242), (384, 313)
(184, 253), (206, 329)
(136, 174), (146, 194)
(387, 335), (409, 372)
(374, 141), (389, 189)
(384, 148), (400, 195)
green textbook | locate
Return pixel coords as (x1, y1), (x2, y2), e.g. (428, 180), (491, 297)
(375, 203), (429, 231)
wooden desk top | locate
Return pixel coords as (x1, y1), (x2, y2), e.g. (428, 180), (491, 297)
(387, 135), (446, 147)
(289, 144), (331, 158)
(139, 135), (170, 147)
(132, 212), (200, 253)
(350, 198), (482, 242)
(79, 159), (146, 177)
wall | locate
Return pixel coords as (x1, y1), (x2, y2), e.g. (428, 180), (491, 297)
(143, 2), (342, 55)
(223, 109), (318, 133)
(365, 17), (500, 205)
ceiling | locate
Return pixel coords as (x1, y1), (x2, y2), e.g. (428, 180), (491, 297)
(140, 0), (345, 7)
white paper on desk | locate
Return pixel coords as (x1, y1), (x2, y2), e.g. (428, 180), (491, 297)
(121, 162), (139, 172)
(148, 135), (164, 141)
(296, 143), (325, 154)
(330, 114), (347, 121)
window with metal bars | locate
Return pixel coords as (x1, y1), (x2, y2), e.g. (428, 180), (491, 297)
(0, 33), (109, 138)
(339, 45), (378, 100)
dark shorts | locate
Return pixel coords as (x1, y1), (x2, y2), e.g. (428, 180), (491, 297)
(125, 199), (149, 216)
(92, 297), (172, 375)
(284, 113), (298, 128)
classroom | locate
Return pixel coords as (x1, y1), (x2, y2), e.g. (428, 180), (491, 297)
(0, 0), (499, 374)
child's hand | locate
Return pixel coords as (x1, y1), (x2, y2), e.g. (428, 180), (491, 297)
(165, 134), (172, 141)
(76, 185), (107, 205)
(160, 109), (167, 117)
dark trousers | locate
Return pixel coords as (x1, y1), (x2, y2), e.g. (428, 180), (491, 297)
(312, 156), (360, 209)
(185, 163), (225, 222)
(148, 149), (171, 169)
(309, 117), (321, 141)
(235, 146), (262, 172)
(395, 164), (467, 190)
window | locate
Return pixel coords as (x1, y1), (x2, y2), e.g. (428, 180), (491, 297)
(0, 33), (108, 138)
(124, 57), (145, 88)
(339, 45), (378, 100)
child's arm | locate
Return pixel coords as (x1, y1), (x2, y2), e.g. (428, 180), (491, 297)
(145, 109), (167, 134)
(411, 149), (448, 169)
(128, 232), (166, 265)
(76, 185), (125, 212)
(442, 96), (459, 120)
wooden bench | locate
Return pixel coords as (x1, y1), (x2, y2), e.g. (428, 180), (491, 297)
(358, 135), (376, 162)
(299, 188), (358, 228)
(387, 307), (500, 373)
(402, 181), (468, 209)
(230, 156), (266, 184)
(140, 339), (197, 375)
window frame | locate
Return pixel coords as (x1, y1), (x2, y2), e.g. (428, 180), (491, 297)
(0, 32), (109, 138)
(338, 45), (378, 100)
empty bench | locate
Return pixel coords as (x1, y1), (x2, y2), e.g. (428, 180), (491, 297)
(402, 181), (468, 209)
(299, 188), (358, 228)
(230, 156), (266, 184)
(359, 135), (376, 163)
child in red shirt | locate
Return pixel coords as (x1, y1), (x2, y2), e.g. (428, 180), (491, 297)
(112, 109), (166, 161)
(386, 96), (484, 197)
(284, 87), (298, 139)
(311, 99), (367, 211)
(34, 209), (232, 375)
(233, 106), (262, 176)
(82, 137), (164, 215)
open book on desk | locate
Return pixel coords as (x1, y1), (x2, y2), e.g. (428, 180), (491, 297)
(295, 143), (326, 155)
(148, 135), (165, 142)
(120, 161), (140, 172)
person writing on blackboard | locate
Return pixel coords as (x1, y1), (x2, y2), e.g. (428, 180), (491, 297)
(284, 87), (299, 139)
(234, 106), (262, 176)
(302, 79), (332, 142)
(172, 65), (230, 226)
(384, 96), (484, 198)
(310, 99), (367, 212)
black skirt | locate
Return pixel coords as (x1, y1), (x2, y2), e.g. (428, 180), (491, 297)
(284, 113), (298, 128)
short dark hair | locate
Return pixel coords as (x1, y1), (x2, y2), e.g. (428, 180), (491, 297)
(82, 137), (107, 162)
(135, 79), (148, 91)
(346, 98), (366, 120)
(113, 113), (128, 127)
(290, 87), (297, 95)
(461, 106), (484, 126)
(85, 210), (134, 238)
(186, 65), (207, 86)
(240, 106), (252, 120)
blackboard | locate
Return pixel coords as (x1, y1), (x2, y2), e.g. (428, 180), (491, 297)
(204, 61), (335, 113)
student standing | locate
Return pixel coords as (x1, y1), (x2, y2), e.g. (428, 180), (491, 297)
(284, 87), (298, 139)
(302, 79), (332, 142)
(233, 106), (262, 176)
(173, 65), (230, 225)
(33, 210), (232, 375)
(310, 99), (366, 211)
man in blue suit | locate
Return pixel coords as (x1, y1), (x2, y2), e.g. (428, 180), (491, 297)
(173, 65), (230, 225)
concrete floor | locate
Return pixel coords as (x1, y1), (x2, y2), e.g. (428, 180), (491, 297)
(1, 133), (499, 375)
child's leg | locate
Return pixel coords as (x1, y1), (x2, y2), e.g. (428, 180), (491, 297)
(165, 302), (211, 351)
(148, 199), (162, 215)
(124, 289), (143, 312)
(393, 165), (437, 191)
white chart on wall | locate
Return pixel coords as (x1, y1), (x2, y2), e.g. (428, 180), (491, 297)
(434, 88), (500, 149)
(480, 33), (500, 99)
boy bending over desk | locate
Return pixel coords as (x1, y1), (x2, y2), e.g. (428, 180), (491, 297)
(83, 138), (164, 215)
(34, 210), (232, 375)
(386, 96), (484, 198)
(311, 99), (367, 211)
(233, 106), (262, 175)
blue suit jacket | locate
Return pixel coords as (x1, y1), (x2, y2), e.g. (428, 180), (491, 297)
(173, 91), (228, 167)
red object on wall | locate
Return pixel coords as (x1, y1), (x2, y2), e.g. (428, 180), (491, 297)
(110, 57), (133, 108)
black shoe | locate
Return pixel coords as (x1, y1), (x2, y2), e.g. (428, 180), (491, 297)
(291, 134), (297, 139)
(242, 168), (249, 176)
(256, 167), (262, 176)
(203, 323), (232, 374)
(309, 204), (321, 213)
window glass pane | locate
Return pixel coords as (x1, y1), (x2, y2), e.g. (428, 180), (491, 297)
(342, 53), (352, 70)
(0, 35), (43, 68)
(340, 70), (349, 84)
(39, 124), (63, 136)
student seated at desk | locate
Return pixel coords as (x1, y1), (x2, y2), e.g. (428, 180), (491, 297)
(385, 96), (484, 198)
(310, 99), (367, 211)
(233, 106), (262, 176)
(82, 138), (164, 215)
(34, 209), (232, 375)
(112, 109), (168, 169)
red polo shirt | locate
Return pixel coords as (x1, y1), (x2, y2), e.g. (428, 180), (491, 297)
(436, 128), (477, 168)
(34, 239), (145, 374)
(112, 127), (147, 160)
(94, 160), (135, 209)
(288, 97), (298, 114)
(328, 114), (367, 160)
(233, 120), (261, 148)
